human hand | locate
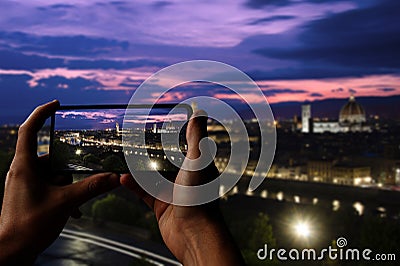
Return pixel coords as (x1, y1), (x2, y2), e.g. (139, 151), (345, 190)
(121, 111), (245, 266)
(0, 100), (120, 265)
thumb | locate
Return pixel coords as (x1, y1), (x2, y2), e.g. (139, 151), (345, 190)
(62, 172), (120, 207)
(186, 110), (209, 160)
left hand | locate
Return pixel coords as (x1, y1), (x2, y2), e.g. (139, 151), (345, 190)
(0, 100), (121, 265)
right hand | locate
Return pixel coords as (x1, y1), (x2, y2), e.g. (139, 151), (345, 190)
(121, 111), (245, 265)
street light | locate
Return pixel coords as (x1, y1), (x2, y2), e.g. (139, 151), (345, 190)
(150, 161), (158, 170)
(75, 149), (82, 155)
(294, 221), (311, 238)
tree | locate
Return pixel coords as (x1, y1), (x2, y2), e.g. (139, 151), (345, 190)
(52, 140), (72, 170)
(359, 217), (400, 252)
(228, 212), (277, 265)
(83, 153), (100, 165)
(102, 154), (128, 172)
(91, 194), (140, 225)
(244, 213), (278, 265)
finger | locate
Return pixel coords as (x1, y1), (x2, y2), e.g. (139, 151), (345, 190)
(120, 173), (155, 210)
(62, 172), (120, 207)
(186, 110), (208, 159)
(176, 110), (217, 191)
(16, 100), (60, 156)
(52, 174), (73, 186)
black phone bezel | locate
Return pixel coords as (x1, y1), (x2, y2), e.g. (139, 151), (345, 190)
(50, 103), (192, 174)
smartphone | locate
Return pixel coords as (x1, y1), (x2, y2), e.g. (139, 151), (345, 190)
(50, 104), (192, 174)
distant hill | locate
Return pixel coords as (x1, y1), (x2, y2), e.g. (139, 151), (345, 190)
(270, 95), (400, 120)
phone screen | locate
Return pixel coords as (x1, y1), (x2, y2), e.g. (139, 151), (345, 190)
(50, 104), (191, 174)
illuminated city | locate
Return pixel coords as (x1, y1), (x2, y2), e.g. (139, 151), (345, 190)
(52, 108), (188, 173)
(2, 93), (400, 265)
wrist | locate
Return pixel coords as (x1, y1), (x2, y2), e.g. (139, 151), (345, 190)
(0, 228), (37, 265)
(180, 213), (245, 266)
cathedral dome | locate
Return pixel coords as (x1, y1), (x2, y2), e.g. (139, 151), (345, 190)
(339, 95), (366, 124)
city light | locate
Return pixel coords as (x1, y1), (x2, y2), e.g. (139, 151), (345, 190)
(75, 149), (82, 155)
(150, 161), (158, 170)
(294, 221), (311, 238)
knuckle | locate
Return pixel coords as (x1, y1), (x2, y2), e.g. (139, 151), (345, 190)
(6, 166), (16, 178)
(17, 123), (28, 136)
(34, 104), (46, 115)
(87, 177), (106, 194)
(88, 180), (98, 193)
(6, 162), (25, 179)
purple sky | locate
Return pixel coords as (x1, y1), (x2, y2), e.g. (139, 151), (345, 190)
(0, 0), (399, 123)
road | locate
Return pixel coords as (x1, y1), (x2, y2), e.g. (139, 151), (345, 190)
(36, 229), (181, 266)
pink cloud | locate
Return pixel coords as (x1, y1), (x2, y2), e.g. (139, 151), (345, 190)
(58, 110), (119, 120)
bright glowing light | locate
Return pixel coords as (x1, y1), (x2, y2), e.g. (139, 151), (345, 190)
(294, 222), (311, 238)
(353, 202), (364, 216)
(276, 191), (284, 201)
(332, 200), (340, 211)
(75, 149), (82, 155)
(150, 161), (158, 170)
(260, 190), (267, 198)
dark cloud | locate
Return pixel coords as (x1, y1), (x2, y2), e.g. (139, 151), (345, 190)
(0, 31), (129, 56)
(0, 74), (131, 124)
(0, 48), (166, 71)
(37, 4), (75, 11)
(263, 88), (307, 96)
(247, 65), (392, 80)
(247, 15), (295, 25)
(310, 92), (323, 97)
(119, 78), (144, 88)
(253, 1), (400, 76)
(349, 88), (357, 94)
(331, 88), (344, 93)
(305, 0), (354, 3)
(66, 58), (166, 70)
(245, 0), (350, 9)
(107, 1), (135, 12)
(110, 1), (127, 5)
(119, 83), (140, 88)
(0, 50), (63, 70)
(377, 87), (396, 92)
(50, 4), (75, 9)
(152, 1), (173, 8)
(245, 0), (292, 9)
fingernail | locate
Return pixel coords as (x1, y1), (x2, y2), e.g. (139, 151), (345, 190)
(52, 99), (60, 106)
(193, 109), (208, 118)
